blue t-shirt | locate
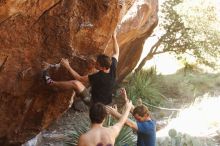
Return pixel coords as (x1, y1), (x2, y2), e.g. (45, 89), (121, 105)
(136, 120), (156, 146)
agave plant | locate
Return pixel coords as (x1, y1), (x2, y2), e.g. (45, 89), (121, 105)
(65, 116), (136, 146)
(125, 68), (165, 106)
(65, 116), (90, 146)
(115, 126), (136, 146)
(105, 116), (137, 146)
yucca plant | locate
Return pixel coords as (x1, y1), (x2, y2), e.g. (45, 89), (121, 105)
(115, 126), (136, 146)
(105, 116), (137, 146)
(64, 116), (90, 146)
(65, 116), (136, 146)
(125, 68), (165, 106)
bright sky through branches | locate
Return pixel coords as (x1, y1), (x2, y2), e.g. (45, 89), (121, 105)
(139, 0), (220, 75)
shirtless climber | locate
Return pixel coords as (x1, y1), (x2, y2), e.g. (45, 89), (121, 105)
(78, 97), (132, 146)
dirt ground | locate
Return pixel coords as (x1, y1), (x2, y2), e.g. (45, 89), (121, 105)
(23, 107), (89, 146)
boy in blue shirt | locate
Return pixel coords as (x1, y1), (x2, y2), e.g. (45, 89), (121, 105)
(133, 105), (156, 146)
(106, 89), (156, 146)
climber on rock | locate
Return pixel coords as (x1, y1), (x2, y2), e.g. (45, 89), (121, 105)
(42, 31), (119, 106)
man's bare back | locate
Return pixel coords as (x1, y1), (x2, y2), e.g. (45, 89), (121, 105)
(78, 94), (132, 146)
(79, 125), (117, 146)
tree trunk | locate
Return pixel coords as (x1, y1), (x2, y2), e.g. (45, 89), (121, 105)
(135, 53), (154, 72)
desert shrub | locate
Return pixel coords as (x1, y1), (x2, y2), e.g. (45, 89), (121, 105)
(125, 67), (167, 107)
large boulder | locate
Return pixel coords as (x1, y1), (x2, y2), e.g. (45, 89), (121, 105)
(0, 0), (158, 145)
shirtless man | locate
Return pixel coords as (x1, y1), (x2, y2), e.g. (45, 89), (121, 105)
(78, 91), (132, 146)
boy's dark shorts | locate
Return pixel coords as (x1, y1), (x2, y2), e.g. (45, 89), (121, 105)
(80, 88), (91, 104)
(79, 88), (114, 106)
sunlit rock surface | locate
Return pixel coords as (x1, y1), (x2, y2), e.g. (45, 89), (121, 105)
(0, 0), (158, 145)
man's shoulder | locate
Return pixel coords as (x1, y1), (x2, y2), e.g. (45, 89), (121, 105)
(89, 70), (99, 76)
(78, 133), (87, 145)
(137, 120), (156, 131)
(107, 124), (122, 133)
(79, 131), (93, 143)
(88, 71), (100, 79)
(138, 119), (156, 124)
(82, 128), (112, 141)
(79, 133), (87, 139)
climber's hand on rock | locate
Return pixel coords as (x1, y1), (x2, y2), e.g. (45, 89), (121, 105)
(61, 58), (70, 69)
(42, 61), (51, 70)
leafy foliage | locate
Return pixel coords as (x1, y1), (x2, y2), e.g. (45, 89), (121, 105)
(136, 0), (220, 72)
(174, 0), (220, 67)
(126, 67), (220, 109)
(126, 67), (167, 107)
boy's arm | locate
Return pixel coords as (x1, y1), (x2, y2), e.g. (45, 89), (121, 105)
(112, 31), (119, 61)
(120, 88), (135, 113)
(60, 58), (89, 84)
(106, 106), (138, 131)
(109, 101), (133, 138)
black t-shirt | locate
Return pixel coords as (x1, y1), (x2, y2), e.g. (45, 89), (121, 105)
(88, 57), (117, 105)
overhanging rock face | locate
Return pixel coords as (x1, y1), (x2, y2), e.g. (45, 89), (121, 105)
(0, 0), (158, 145)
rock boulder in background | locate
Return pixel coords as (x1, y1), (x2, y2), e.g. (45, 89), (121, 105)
(0, 0), (158, 145)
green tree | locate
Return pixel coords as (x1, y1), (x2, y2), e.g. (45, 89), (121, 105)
(176, 0), (220, 65)
(135, 0), (220, 72)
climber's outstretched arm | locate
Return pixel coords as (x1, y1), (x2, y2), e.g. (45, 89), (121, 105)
(112, 31), (119, 61)
(61, 58), (89, 84)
